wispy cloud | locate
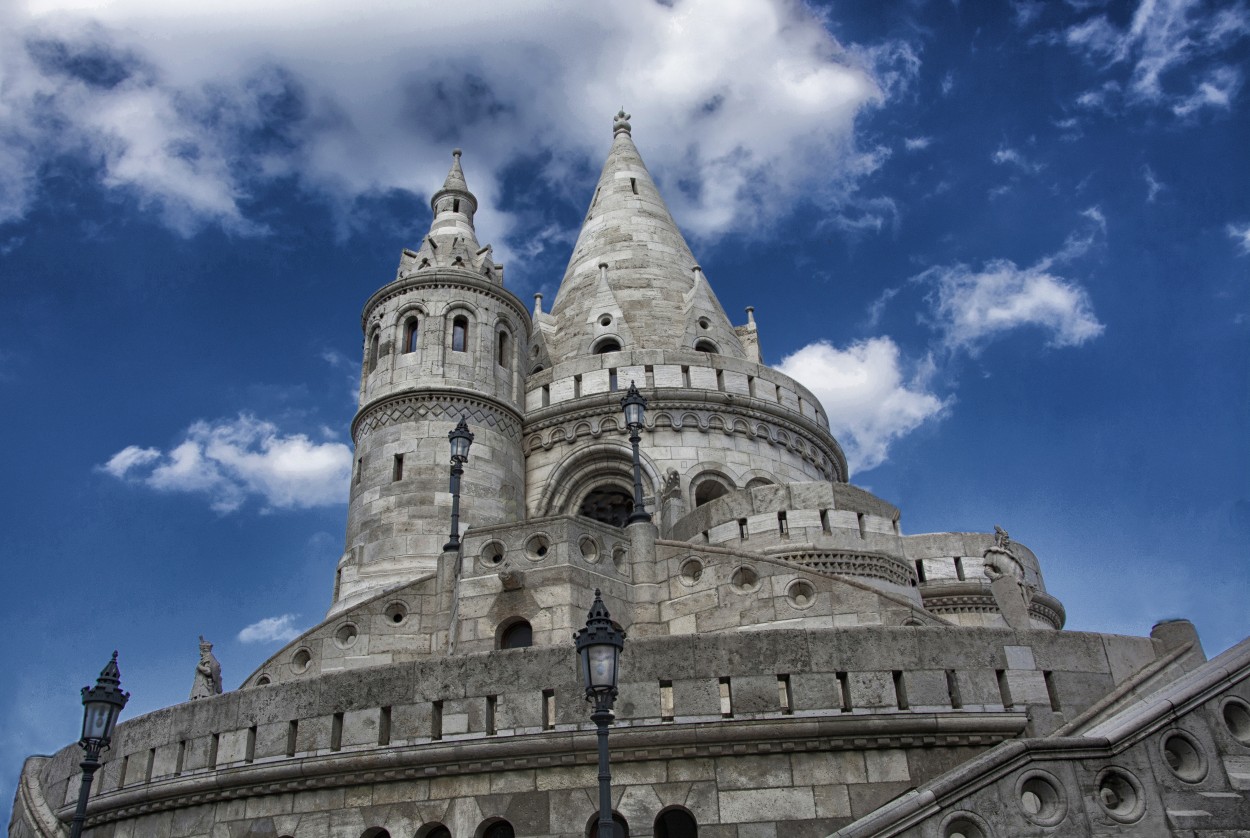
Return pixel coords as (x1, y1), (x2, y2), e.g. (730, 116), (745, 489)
(1062, 0), (1250, 114)
(992, 146), (1043, 172)
(100, 414), (351, 513)
(0, 0), (912, 255)
(1228, 222), (1250, 255)
(903, 136), (932, 151)
(779, 338), (947, 473)
(238, 614), (302, 644)
(1143, 165), (1165, 202)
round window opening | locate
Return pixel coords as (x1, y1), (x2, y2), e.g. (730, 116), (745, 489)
(334, 623), (358, 649)
(291, 648), (312, 674)
(481, 543), (506, 568)
(787, 579), (816, 608)
(1018, 773), (1065, 826)
(579, 536), (600, 563)
(525, 534), (551, 561)
(1096, 769), (1145, 823)
(599, 314), (613, 327)
(1162, 732), (1207, 782)
(384, 601), (408, 625)
(731, 566), (759, 593)
(943, 815), (987, 838)
(697, 317), (710, 329)
(679, 557), (704, 585)
(1224, 698), (1250, 743)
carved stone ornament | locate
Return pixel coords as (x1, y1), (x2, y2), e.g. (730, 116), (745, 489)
(189, 635), (223, 700)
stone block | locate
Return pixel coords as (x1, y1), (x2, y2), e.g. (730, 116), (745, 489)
(720, 787), (816, 822)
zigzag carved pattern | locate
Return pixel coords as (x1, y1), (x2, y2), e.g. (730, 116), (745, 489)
(780, 551), (915, 587)
(356, 395), (520, 440)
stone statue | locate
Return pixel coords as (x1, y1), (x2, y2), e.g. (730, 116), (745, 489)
(189, 635), (223, 700)
(660, 468), (682, 501)
(993, 525), (1011, 550)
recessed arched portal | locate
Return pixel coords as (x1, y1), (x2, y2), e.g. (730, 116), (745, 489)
(579, 484), (635, 528)
(694, 480), (730, 507)
(655, 806), (698, 838)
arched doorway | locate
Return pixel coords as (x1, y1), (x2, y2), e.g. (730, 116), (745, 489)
(579, 485), (635, 528)
(655, 807), (698, 838)
(586, 811), (630, 838)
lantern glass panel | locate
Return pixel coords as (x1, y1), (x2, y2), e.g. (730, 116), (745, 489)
(450, 434), (471, 460)
(82, 701), (115, 741)
(587, 643), (617, 689)
(623, 401), (644, 428)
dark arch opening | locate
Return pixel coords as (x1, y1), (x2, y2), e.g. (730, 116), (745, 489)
(452, 316), (469, 352)
(480, 820), (515, 838)
(694, 339), (718, 353)
(497, 331), (510, 367)
(586, 812), (630, 838)
(369, 332), (381, 371)
(744, 477), (774, 491)
(403, 317), (419, 354)
(655, 807), (698, 838)
(361, 829), (392, 838)
(594, 338), (622, 354)
(499, 620), (533, 649)
(694, 481), (730, 507)
(579, 485), (635, 528)
(418, 825), (451, 838)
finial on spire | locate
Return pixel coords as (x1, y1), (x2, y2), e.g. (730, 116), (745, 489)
(613, 108), (632, 136)
(453, 148), (462, 158)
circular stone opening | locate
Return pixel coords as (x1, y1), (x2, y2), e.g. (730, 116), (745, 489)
(481, 542), (506, 568)
(1224, 699), (1250, 743)
(384, 601), (409, 625)
(786, 579), (816, 608)
(697, 316), (710, 329)
(1096, 769), (1145, 823)
(1162, 732), (1207, 782)
(334, 623), (358, 649)
(1018, 774), (1065, 825)
(599, 314), (613, 327)
(291, 648), (312, 674)
(944, 816), (987, 838)
(525, 534), (550, 561)
(679, 557), (704, 585)
(731, 566), (759, 593)
(255, 675), (271, 686)
(578, 536), (600, 563)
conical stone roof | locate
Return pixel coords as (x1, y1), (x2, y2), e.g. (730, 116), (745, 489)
(547, 111), (744, 362)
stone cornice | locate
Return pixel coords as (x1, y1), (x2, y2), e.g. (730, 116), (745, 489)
(360, 270), (533, 336)
(62, 711), (1026, 830)
(773, 549), (917, 588)
(522, 390), (847, 481)
(352, 388), (525, 442)
(920, 582), (1065, 629)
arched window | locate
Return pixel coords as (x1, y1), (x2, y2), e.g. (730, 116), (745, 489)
(452, 316), (469, 352)
(499, 620), (533, 649)
(531, 365), (545, 374)
(587, 812), (630, 838)
(369, 332), (381, 372)
(594, 338), (621, 354)
(655, 808), (698, 838)
(694, 481), (730, 507)
(694, 339), (718, 353)
(480, 820), (515, 838)
(744, 477), (775, 491)
(403, 318), (419, 354)
(579, 485), (635, 528)
(361, 829), (392, 838)
(497, 331), (510, 367)
(418, 826), (451, 838)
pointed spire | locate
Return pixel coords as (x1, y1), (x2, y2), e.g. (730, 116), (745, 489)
(547, 111), (744, 362)
(403, 149), (502, 281)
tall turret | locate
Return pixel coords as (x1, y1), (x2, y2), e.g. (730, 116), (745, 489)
(334, 151), (531, 615)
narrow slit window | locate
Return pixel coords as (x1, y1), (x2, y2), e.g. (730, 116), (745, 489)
(609, 368), (618, 391)
(404, 318), (419, 354)
(778, 511), (788, 537)
(330, 712), (344, 751)
(208, 734), (219, 769)
(393, 454), (404, 482)
(836, 672), (852, 712)
(245, 726), (256, 764)
(644, 364), (654, 387)
(915, 560), (927, 583)
(946, 670), (963, 709)
(145, 748), (155, 782)
(452, 198), (460, 213)
(369, 332), (381, 372)
(355, 457), (362, 485)
(1044, 671), (1061, 711)
(893, 671), (909, 710)
(775, 383), (782, 403)
(738, 518), (748, 540)
(119, 755), (129, 788)
(798, 396), (804, 414)
(451, 316), (468, 352)
(497, 331), (509, 367)
(820, 509), (831, 535)
(719, 677), (733, 718)
(287, 721), (298, 757)
(681, 365), (691, 388)
(541, 384), (550, 407)
(857, 512), (867, 539)
(715, 369), (724, 391)
(175, 740), (186, 776)
(630, 177), (638, 194)
(996, 670), (1014, 710)
(954, 556), (966, 581)
(778, 675), (793, 714)
(486, 695), (497, 736)
(542, 689), (556, 730)
(379, 706), (392, 746)
(431, 701), (443, 740)
(748, 375), (756, 397)
(574, 375), (582, 398)
(660, 681), (674, 722)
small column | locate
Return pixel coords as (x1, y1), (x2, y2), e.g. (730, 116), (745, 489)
(627, 520), (658, 584)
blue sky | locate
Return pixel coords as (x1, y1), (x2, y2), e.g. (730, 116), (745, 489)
(1, 0), (1247, 819)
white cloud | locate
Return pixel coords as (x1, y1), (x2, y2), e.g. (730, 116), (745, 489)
(779, 338), (947, 473)
(238, 614), (302, 644)
(903, 136), (932, 151)
(1228, 222), (1250, 255)
(0, 0), (907, 260)
(992, 146), (1042, 172)
(1143, 165), (1164, 201)
(101, 413), (351, 513)
(1063, 0), (1250, 113)
(918, 259), (1104, 354)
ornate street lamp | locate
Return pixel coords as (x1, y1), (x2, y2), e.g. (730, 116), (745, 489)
(574, 589), (627, 838)
(620, 381), (651, 524)
(71, 652), (129, 838)
(443, 417), (475, 552)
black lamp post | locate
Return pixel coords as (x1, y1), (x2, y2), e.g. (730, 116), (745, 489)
(575, 589), (626, 838)
(71, 652), (129, 838)
(620, 381), (651, 524)
(443, 417), (474, 552)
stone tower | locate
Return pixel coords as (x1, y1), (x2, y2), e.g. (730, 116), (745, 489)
(334, 150), (531, 614)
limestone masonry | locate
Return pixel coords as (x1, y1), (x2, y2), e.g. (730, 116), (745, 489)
(11, 111), (1250, 838)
